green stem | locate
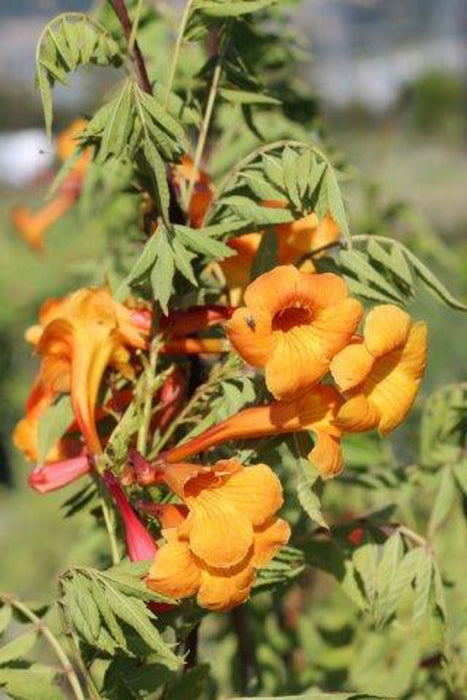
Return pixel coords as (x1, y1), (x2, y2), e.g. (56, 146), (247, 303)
(128, 0), (143, 53)
(3, 596), (86, 700)
(100, 488), (121, 565)
(186, 54), (224, 204)
(137, 337), (161, 455)
(163, 0), (195, 109)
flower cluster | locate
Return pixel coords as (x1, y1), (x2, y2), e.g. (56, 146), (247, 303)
(13, 132), (427, 612)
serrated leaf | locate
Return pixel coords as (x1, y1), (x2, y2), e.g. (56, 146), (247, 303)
(219, 88), (280, 105)
(0, 630), (38, 665)
(89, 578), (126, 650)
(37, 395), (74, 465)
(282, 146), (301, 209)
(428, 465), (456, 534)
(222, 196), (294, 225)
(150, 227), (175, 314)
(194, 0), (277, 17)
(126, 234), (160, 285)
(105, 589), (180, 668)
(142, 140), (171, 224)
(374, 532), (404, 626)
(0, 605), (12, 636)
(405, 248), (467, 311)
(139, 92), (188, 145)
(99, 80), (133, 161)
(412, 550), (433, 628)
(172, 239), (198, 286)
(317, 166), (350, 244)
(0, 664), (62, 700)
(295, 457), (329, 529)
(36, 68), (53, 139)
(250, 230), (278, 280)
(174, 225), (235, 259)
(352, 543), (379, 611)
(340, 250), (403, 301)
(74, 575), (101, 639)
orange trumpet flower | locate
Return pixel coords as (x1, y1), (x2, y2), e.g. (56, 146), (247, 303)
(11, 119), (90, 251)
(162, 384), (344, 478)
(330, 304), (427, 434)
(146, 458), (290, 610)
(29, 288), (147, 454)
(221, 206), (340, 293)
(226, 265), (363, 401)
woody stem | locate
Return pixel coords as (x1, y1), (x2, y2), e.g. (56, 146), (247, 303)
(2, 596), (86, 700)
(109, 0), (152, 94)
(232, 605), (258, 695)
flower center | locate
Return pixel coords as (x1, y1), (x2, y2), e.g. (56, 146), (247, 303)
(272, 305), (312, 333)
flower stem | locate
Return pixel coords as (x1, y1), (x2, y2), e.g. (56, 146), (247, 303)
(99, 486), (121, 565)
(163, 0), (195, 109)
(137, 337), (161, 456)
(186, 52), (224, 204)
(109, 0), (152, 94)
(2, 596), (86, 700)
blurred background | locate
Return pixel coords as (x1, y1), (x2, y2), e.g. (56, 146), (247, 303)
(0, 0), (466, 604)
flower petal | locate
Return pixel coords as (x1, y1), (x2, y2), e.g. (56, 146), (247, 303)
(226, 307), (274, 366)
(308, 431), (344, 478)
(335, 395), (381, 433)
(147, 540), (201, 599)
(252, 518), (290, 567)
(197, 562), (255, 611)
(184, 492), (254, 568)
(244, 264), (300, 315)
(330, 341), (374, 391)
(216, 464), (284, 527)
(364, 304), (411, 357)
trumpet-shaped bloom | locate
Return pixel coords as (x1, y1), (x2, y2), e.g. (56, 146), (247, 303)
(330, 304), (427, 434)
(31, 288), (147, 454)
(226, 265), (363, 400)
(146, 459), (290, 610)
(221, 208), (340, 293)
(28, 454), (91, 493)
(104, 470), (157, 562)
(162, 384), (344, 478)
(11, 120), (89, 251)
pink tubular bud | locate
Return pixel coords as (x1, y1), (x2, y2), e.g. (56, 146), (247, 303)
(28, 454), (91, 493)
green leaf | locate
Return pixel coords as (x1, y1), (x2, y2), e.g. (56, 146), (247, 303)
(105, 589), (180, 669)
(282, 146), (301, 210)
(250, 230), (278, 280)
(193, 0), (277, 17)
(317, 166), (350, 244)
(174, 225), (235, 259)
(126, 234), (160, 285)
(0, 664), (62, 700)
(172, 239), (198, 286)
(339, 250), (403, 302)
(37, 395), (74, 464)
(142, 140), (171, 224)
(219, 88), (280, 105)
(412, 550), (433, 628)
(374, 532), (404, 627)
(98, 80), (134, 161)
(0, 631), (39, 665)
(0, 605), (12, 636)
(295, 457), (329, 530)
(36, 68), (53, 140)
(222, 196), (294, 225)
(89, 577), (127, 650)
(428, 466), (457, 534)
(150, 227), (175, 314)
(404, 248), (467, 311)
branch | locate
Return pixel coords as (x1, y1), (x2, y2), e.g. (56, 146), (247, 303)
(231, 605), (258, 695)
(2, 596), (86, 700)
(109, 0), (152, 93)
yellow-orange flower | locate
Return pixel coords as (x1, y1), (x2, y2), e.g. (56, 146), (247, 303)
(28, 288), (147, 454)
(11, 119), (90, 250)
(330, 304), (427, 434)
(221, 207), (340, 294)
(226, 265), (363, 401)
(55, 118), (90, 178)
(162, 384), (344, 478)
(146, 459), (290, 610)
